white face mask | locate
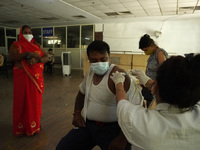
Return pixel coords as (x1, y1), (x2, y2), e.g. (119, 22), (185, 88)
(90, 62), (109, 75)
(23, 34), (33, 42)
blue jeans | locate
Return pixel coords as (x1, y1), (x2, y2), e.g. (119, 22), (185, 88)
(56, 119), (131, 150)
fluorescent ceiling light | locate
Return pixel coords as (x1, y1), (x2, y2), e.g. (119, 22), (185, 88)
(59, 0), (102, 20)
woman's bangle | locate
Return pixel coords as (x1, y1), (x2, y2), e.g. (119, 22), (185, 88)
(116, 89), (125, 93)
(73, 110), (81, 116)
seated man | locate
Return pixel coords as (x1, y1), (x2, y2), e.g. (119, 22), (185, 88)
(56, 40), (143, 150)
(45, 48), (55, 74)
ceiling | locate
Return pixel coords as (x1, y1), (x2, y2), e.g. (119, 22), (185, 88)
(0, 0), (200, 28)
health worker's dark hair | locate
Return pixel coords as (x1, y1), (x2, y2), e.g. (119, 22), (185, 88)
(139, 34), (155, 49)
(156, 54), (200, 108)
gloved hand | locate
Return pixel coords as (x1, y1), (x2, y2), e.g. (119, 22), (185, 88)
(129, 69), (150, 86)
(110, 71), (125, 87)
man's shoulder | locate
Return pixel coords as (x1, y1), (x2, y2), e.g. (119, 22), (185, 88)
(111, 65), (126, 73)
(110, 64), (131, 91)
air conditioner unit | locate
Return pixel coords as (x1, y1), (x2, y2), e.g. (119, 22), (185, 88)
(61, 52), (71, 76)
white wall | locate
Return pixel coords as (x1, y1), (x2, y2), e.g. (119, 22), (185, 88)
(102, 18), (200, 56)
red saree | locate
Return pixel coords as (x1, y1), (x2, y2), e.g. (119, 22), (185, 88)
(13, 27), (44, 136)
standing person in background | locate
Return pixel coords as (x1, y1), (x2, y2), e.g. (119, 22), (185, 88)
(137, 34), (168, 107)
(46, 48), (55, 74)
(56, 40), (143, 150)
(110, 54), (200, 150)
(9, 25), (48, 137)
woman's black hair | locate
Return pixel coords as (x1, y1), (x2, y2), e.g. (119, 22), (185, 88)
(22, 25), (31, 32)
(87, 40), (110, 57)
(156, 54), (200, 108)
(139, 34), (155, 49)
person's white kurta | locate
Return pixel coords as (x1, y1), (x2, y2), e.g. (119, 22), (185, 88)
(117, 100), (200, 150)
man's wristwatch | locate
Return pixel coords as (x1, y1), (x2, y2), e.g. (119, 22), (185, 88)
(25, 52), (32, 60)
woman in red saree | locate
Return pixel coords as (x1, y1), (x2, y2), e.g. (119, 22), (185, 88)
(9, 25), (48, 137)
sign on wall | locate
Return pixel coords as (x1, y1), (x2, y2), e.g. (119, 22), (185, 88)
(43, 27), (53, 37)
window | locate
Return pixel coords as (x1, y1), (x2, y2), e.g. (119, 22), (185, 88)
(81, 25), (93, 48)
(6, 28), (16, 37)
(43, 37), (53, 48)
(43, 27), (53, 48)
(67, 26), (80, 48)
(0, 27), (5, 47)
(7, 38), (16, 53)
(32, 28), (41, 44)
(54, 27), (66, 48)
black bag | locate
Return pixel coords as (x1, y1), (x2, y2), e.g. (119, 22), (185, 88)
(141, 87), (153, 102)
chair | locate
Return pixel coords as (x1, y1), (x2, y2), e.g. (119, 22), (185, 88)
(44, 61), (54, 74)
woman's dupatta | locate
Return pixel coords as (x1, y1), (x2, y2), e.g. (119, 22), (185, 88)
(15, 26), (44, 94)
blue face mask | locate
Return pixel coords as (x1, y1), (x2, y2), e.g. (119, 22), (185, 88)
(90, 62), (109, 75)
